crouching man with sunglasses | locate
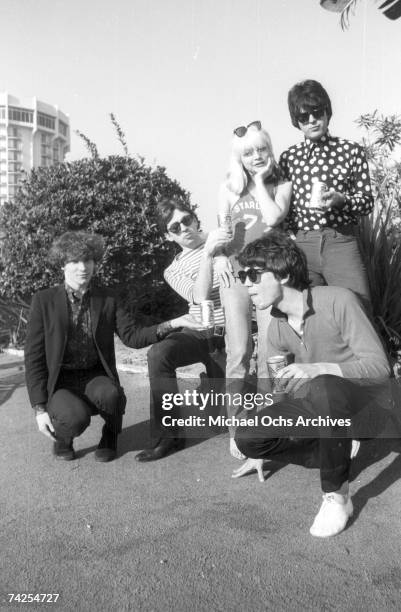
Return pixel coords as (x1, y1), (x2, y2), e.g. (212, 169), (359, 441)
(279, 79), (373, 313)
(135, 199), (230, 462)
(232, 231), (391, 537)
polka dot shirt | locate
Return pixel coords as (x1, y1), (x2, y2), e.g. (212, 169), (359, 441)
(279, 134), (373, 231)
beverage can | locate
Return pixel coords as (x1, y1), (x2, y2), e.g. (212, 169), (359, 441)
(217, 213), (233, 235)
(309, 181), (328, 209)
(266, 355), (288, 394)
(201, 300), (214, 327)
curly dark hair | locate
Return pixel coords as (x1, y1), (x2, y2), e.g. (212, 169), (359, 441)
(156, 197), (199, 233)
(288, 79), (332, 128)
(238, 230), (310, 291)
(49, 231), (105, 266)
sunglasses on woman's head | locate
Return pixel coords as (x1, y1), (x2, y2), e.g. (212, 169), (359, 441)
(297, 107), (326, 125)
(233, 120), (262, 137)
(167, 214), (194, 235)
(238, 267), (267, 284)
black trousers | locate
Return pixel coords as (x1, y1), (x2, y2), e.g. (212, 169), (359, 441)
(48, 366), (126, 443)
(147, 328), (225, 439)
(235, 375), (391, 492)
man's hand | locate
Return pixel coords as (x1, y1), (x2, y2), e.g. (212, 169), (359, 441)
(36, 411), (56, 440)
(275, 362), (341, 395)
(170, 314), (206, 330)
(275, 363), (325, 395)
(232, 458), (265, 483)
(214, 255), (234, 288)
(204, 228), (232, 257)
(321, 189), (346, 210)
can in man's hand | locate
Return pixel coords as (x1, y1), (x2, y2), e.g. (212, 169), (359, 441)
(309, 180), (328, 209)
(266, 355), (289, 394)
(201, 300), (214, 328)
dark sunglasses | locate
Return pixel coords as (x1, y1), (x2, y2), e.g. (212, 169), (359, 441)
(233, 120), (262, 137)
(167, 214), (194, 235)
(238, 268), (267, 284)
(297, 107), (326, 124)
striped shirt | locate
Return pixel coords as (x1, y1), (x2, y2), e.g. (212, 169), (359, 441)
(164, 243), (225, 326)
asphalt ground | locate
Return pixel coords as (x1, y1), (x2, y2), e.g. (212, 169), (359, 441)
(1, 351), (401, 612)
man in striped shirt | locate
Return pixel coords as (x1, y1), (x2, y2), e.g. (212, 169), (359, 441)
(135, 198), (229, 462)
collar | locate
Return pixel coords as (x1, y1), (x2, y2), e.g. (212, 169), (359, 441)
(65, 282), (91, 303)
(304, 131), (331, 146)
(271, 287), (315, 322)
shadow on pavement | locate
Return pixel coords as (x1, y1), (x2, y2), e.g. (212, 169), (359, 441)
(348, 438), (401, 522)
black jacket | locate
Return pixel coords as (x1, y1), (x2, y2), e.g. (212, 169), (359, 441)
(24, 284), (158, 406)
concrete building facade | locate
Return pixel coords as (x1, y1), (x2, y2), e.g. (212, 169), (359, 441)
(0, 93), (70, 205)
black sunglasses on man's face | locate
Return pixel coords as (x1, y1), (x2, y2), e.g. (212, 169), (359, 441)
(238, 268), (267, 284)
(167, 214), (194, 235)
(297, 107), (326, 125)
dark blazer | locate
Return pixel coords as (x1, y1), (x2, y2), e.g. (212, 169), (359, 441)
(24, 284), (159, 407)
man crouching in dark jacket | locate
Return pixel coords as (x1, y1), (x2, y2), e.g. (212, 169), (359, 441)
(25, 231), (204, 462)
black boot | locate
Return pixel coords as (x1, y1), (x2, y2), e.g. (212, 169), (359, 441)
(95, 424), (118, 462)
(53, 438), (75, 461)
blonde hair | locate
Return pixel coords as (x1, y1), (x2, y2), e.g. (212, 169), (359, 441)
(224, 127), (281, 196)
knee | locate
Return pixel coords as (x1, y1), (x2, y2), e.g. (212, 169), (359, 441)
(308, 374), (342, 394)
(49, 390), (91, 431)
(147, 338), (177, 373)
(86, 378), (121, 415)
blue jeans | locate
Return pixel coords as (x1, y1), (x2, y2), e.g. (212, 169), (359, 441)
(295, 226), (371, 312)
(220, 277), (271, 382)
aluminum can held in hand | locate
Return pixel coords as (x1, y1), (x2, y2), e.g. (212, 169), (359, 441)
(266, 355), (288, 394)
(201, 300), (214, 327)
(309, 181), (328, 209)
(217, 213), (233, 235)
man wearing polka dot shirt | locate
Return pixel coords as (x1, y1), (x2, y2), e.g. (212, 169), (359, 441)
(279, 79), (373, 312)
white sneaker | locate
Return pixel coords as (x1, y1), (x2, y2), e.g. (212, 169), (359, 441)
(310, 492), (353, 538)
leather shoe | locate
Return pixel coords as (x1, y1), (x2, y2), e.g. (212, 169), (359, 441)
(94, 447), (117, 462)
(53, 439), (75, 461)
(135, 438), (184, 462)
(95, 426), (118, 462)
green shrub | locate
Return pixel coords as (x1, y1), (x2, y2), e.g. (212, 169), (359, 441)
(359, 212), (401, 356)
(0, 155), (192, 324)
(0, 297), (29, 348)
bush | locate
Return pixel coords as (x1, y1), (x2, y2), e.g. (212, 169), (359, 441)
(359, 213), (401, 356)
(356, 112), (401, 358)
(0, 155), (192, 324)
(0, 297), (29, 348)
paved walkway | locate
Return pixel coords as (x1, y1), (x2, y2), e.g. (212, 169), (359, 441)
(1, 351), (401, 611)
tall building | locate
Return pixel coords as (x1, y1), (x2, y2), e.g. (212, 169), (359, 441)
(0, 93), (70, 205)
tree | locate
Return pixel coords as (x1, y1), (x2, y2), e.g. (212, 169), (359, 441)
(356, 110), (401, 234)
(320, 0), (401, 29)
(0, 154), (191, 323)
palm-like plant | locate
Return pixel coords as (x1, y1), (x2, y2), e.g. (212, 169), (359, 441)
(356, 112), (401, 357)
(320, 0), (401, 29)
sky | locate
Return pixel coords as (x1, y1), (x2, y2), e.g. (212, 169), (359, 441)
(1, 0), (401, 228)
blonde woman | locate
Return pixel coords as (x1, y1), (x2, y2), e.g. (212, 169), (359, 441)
(217, 121), (291, 458)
